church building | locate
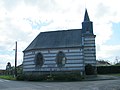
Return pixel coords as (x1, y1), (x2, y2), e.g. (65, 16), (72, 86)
(23, 9), (96, 75)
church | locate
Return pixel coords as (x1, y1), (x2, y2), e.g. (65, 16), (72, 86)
(23, 9), (96, 75)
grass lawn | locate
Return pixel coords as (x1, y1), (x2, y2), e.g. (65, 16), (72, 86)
(105, 73), (120, 77)
(111, 73), (120, 76)
(0, 75), (16, 80)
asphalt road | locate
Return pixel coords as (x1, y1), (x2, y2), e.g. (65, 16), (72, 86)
(0, 79), (120, 90)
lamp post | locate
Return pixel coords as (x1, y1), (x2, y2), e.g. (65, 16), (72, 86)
(14, 41), (17, 77)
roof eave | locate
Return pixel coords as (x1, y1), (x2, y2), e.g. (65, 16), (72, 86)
(23, 45), (83, 52)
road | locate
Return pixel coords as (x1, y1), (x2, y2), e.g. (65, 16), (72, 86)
(0, 79), (120, 90)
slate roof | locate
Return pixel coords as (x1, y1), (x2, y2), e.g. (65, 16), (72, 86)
(24, 29), (82, 51)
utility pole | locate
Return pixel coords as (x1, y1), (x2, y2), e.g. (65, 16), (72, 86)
(15, 41), (17, 77)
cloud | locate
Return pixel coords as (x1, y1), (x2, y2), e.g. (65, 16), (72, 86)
(0, 54), (14, 69)
(0, 0), (120, 69)
(95, 3), (110, 18)
(2, 0), (21, 11)
(97, 44), (120, 62)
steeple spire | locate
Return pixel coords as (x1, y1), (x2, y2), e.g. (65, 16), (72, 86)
(82, 9), (93, 34)
(84, 9), (90, 21)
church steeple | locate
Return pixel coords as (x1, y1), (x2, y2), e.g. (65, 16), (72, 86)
(82, 9), (93, 34)
(84, 9), (90, 21)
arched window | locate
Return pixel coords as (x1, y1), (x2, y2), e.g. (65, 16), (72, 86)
(35, 52), (44, 67)
(56, 51), (66, 68)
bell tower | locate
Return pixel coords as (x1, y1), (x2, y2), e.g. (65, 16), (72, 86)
(82, 9), (93, 34)
(82, 9), (97, 75)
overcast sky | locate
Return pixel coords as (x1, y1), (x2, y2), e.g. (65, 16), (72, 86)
(0, 0), (120, 69)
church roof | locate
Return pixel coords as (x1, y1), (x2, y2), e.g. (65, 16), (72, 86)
(24, 29), (82, 51)
(84, 9), (90, 21)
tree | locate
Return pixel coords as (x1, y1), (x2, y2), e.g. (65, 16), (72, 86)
(6, 62), (12, 75)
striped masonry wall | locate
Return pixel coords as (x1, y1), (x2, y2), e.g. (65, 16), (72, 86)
(23, 48), (84, 72)
(83, 35), (96, 66)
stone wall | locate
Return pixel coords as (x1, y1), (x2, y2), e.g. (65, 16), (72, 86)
(82, 35), (96, 66)
(23, 48), (84, 74)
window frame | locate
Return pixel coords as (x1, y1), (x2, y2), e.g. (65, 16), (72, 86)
(56, 51), (67, 68)
(34, 52), (44, 67)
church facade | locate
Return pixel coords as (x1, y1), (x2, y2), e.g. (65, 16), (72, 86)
(23, 10), (96, 75)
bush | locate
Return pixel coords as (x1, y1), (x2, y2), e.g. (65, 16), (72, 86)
(16, 73), (83, 81)
(53, 73), (83, 81)
(85, 64), (95, 75)
(17, 74), (48, 81)
(16, 74), (25, 81)
(28, 74), (48, 81)
(97, 66), (120, 74)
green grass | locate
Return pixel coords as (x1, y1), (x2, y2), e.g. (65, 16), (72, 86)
(98, 73), (120, 76)
(0, 75), (16, 80)
(111, 74), (120, 76)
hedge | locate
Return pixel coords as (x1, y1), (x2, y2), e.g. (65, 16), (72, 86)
(16, 74), (48, 81)
(97, 66), (120, 74)
(16, 73), (84, 81)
